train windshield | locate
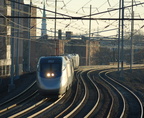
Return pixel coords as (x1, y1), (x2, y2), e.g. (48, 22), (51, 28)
(39, 58), (62, 78)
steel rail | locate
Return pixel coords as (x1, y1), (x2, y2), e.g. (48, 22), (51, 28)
(63, 70), (88, 118)
(99, 70), (126, 118)
(0, 81), (36, 107)
(8, 98), (49, 118)
(0, 90), (38, 114)
(55, 70), (81, 118)
(105, 69), (143, 118)
(84, 70), (100, 117)
(27, 95), (65, 118)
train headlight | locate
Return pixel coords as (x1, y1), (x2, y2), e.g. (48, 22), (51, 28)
(46, 73), (51, 77)
(46, 72), (55, 78)
(51, 73), (55, 77)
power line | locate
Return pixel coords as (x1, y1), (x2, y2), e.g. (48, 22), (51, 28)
(8, 0), (144, 19)
(1, 16), (144, 20)
(82, 2), (144, 18)
(8, 0), (73, 18)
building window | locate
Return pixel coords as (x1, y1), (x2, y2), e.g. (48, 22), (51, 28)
(7, 5), (11, 16)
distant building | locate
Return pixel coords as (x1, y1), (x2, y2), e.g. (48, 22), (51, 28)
(65, 40), (100, 66)
(11, 0), (25, 76)
(28, 35), (100, 69)
(66, 31), (72, 40)
(0, 0), (36, 76)
(0, 0), (11, 76)
(23, 3), (37, 71)
(30, 39), (65, 70)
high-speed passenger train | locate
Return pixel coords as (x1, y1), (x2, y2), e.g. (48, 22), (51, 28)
(36, 54), (79, 97)
(67, 54), (79, 69)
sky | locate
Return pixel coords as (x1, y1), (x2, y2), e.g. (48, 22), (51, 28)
(24, 0), (144, 38)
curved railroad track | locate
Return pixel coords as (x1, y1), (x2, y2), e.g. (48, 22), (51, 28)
(104, 69), (143, 118)
(0, 81), (39, 117)
(0, 66), (143, 118)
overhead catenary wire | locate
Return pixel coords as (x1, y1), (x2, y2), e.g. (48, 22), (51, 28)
(82, 2), (144, 18)
(1, 0), (99, 35)
(1, 0), (143, 80)
(1, 0), (144, 39)
(4, 0), (143, 36)
(8, 0), (144, 18)
(2, 2), (143, 20)
(0, 13), (85, 36)
(5, 0), (75, 36)
(2, 16), (144, 20)
(0, 11), (43, 35)
(8, 0), (73, 18)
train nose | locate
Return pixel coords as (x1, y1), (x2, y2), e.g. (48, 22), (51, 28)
(37, 77), (61, 94)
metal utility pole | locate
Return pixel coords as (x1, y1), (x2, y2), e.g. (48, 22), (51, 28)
(55, 0), (59, 55)
(28, 0), (32, 72)
(15, 0), (20, 78)
(88, 5), (92, 66)
(118, 0), (122, 72)
(120, 0), (125, 78)
(9, 0), (15, 91)
(55, 0), (57, 40)
(130, 0), (134, 71)
(41, 0), (47, 36)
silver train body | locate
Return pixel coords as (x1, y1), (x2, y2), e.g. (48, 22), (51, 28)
(36, 54), (79, 96)
(67, 54), (79, 69)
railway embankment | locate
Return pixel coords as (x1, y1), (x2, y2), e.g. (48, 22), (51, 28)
(0, 72), (36, 103)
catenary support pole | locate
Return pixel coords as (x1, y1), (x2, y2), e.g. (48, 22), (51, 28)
(9, 0), (15, 91)
(118, 0), (122, 72)
(120, 0), (125, 78)
(88, 5), (92, 66)
(28, 0), (32, 72)
(130, 0), (134, 71)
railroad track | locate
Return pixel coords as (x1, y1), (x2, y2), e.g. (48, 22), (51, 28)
(5, 71), (79, 118)
(15, 69), (99, 117)
(59, 69), (101, 117)
(0, 67), (143, 117)
(99, 69), (143, 118)
(25, 70), (83, 118)
(0, 81), (39, 117)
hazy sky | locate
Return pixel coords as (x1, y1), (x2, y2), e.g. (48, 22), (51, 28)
(24, 0), (144, 37)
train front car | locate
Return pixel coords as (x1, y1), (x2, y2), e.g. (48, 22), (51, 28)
(37, 56), (67, 97)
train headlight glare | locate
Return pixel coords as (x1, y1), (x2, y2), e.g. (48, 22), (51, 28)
(46, 72), (55, 78)
(51, 73), (54, 77)
(46, 73), (51, 77)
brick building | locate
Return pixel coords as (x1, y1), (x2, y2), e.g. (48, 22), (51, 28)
(30, 39), (65, 70)
(65, 40), (100, 66)
(30, 37), (100, 68)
